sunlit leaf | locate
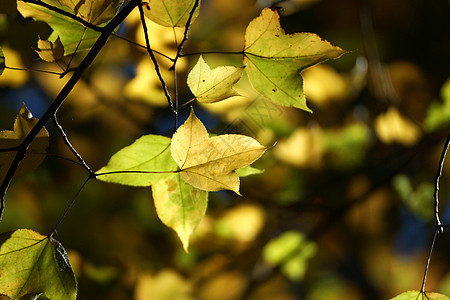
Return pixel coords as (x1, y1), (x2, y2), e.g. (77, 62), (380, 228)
(235, 165), (263, 177)
(58, 0), (124, 25)
(142, 0), (201, 27)
(135, 270), (193, 300)
(375, 107), (421, 146)
(0, 47), (5, 77)
(187, 56), (244, 103)
(171, 108), (267, 194)
(152, 173), (208, 251)
(0, 229), (77, 299)
(425, 78), (450, 132)
(243, 8), (346, 111)
(36, 36), (64, 62)
(17, 0), (101, 55)
(390, 291), (450, 300)
(96, 135), (177, 186)
(0, 104), (49, 183)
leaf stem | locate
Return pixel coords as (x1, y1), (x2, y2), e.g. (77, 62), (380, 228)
(95, 170), (180, 177)
(180, 50), (245, 57)
(4, 65), (68, 76)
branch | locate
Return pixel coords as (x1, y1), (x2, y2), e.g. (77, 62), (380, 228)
(169, 0), (200, 71)
(0, 0), (141, 220)
(21, 0), (102, 32)
(137, 2), (174, 111)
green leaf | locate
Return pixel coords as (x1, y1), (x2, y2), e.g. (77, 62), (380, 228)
(17, 0), (101, 55)
(143, 0), (201, 27)
(0, 229), (77, 300)
(244, 8), (346, 112)
(96, 135), (178, 186)
(0, 104), (49, 183)
(390, 291), (450, 300)
(187, 56), (244, 103)
(0, 47), (5, 77)
(425, 78), (450, 132)
(235, 165), (264, 177)
(152, 173), (208, 252)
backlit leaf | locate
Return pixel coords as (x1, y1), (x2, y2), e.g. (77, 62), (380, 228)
(0, 229), (77, 299)
(0, 104), (49, 183)
(152, 173), (207, 251)
(187, 56), (244, 103)
(96, 135), (177, 186)
(17, 0), (101, 55)
(58, 0), (124, 25)
(390, 291), (450, 300)
(36, 36), (64, 62)
(243, 8), (346, 111)
(171, 108), (267, 194)
(142, 0), (201, 27)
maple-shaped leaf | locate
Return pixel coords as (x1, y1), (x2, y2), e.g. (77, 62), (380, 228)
(187, 56), (244, 103)
(390, 291), (450, 300)
(171, 108), (267, 194)
(0, 104), (49, 183)
(0, 47), (5, 77)
(243, 8), (347, 112)
(0, 229), (77, 299)
(58, 0), (124, 25)
(152, 173), (207, 251)
(36, 36), (65, 62)
(17, 0), (101, 55)
(142, 0), (201, 27)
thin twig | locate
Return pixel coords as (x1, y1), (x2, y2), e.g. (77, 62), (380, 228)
(0, 0), (140, 220)
(137, 2), (174, 111)
(111, 34), (175, 61)
(5, 65), (66, 76)
(180, 50), (244, 57)
(21, 0), (102, 32)
(421, 229), (439, 293)
(52, 114), (92, 174)
(169, 0), (200, 71)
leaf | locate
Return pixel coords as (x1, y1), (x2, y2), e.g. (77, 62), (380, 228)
(243, 8), (346, 111)
(187, 56), (244, 103)
(390, 291), (450, 300)
(36, 36), (64, 62)
(0, 47), (5, 77)
(171, 108), (267, 194)
(17, 0), (101, 55)
(235, 165), (264, 177)
(96, 135), (177, 186)
(142, 0), (201, 27)
(0, 104), (49, 183)
(0, 229), (77, 299)
(58, 0), (124, 25)
(152, 173), (207, 251)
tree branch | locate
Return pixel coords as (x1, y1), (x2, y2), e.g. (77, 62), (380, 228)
(0, 0), (140, 220)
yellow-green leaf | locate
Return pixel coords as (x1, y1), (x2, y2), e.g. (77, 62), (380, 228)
(36, 36), (65, 62)
(171, 108), (267, 194)
(0, 104), (49, 183)
(17, 0), (101, 55)
(152, 173), (207, 252)
(187, 56), (244, 103)
(143, 0), (201, 27)
(390, 291), (450, 300)
(244, 8), (346, 111)
(58, 0), (124, 25)
(0, 229), (77, 299)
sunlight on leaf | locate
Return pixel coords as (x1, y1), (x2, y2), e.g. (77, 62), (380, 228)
(96, 135), (177, 186)
(244, 8), (346, 111)
(142, 0), (201, 27)
(17, 0), (101, 55)
(171, 108), (267, 194)
(375, 107), (421, 146)
(390, 291), (450, 300)
(425, 78), (450, 132)
(36, 36), (65, 62)
(152, 173), (208, 251)
(58, 0), (124, 25)
(135, 270), (193, 300)
(0, 229), (77, 299)
(187, 56), (244, 103)
(0, 104), (49, 183)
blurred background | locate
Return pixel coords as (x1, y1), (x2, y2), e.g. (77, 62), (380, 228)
(0, 0), (449, 299)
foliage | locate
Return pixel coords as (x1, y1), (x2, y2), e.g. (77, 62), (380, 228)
(0, 0), (449, 299)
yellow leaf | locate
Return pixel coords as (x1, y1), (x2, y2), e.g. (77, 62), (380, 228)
(58, 0), (124, 25)
(0, 104), (49, 184)
(142, 0), (201, 28)
(36, 36), (64, 62)
(170, 109), (267, 194)
(375, 107), (421, 146)
(187, 56), (244, 103)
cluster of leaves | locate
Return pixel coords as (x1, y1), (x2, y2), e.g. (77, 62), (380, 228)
(0, 0), (449, 299)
